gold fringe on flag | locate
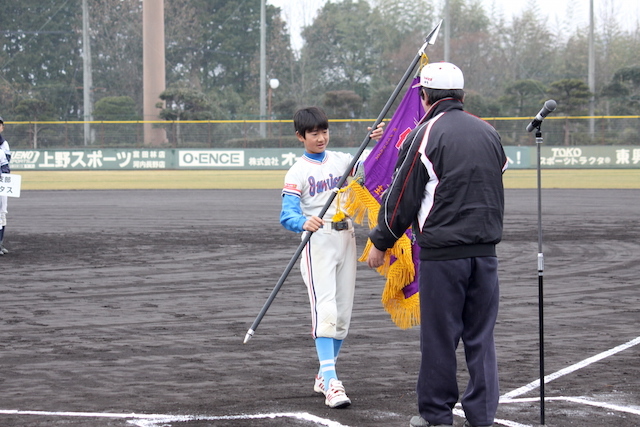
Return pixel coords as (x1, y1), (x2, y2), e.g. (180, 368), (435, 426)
(339, 180), (421, 329)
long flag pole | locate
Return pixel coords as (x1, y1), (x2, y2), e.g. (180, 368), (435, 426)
(244, 20), (443, 344)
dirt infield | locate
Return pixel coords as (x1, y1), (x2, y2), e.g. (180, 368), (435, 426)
(1, 189), (638, 427)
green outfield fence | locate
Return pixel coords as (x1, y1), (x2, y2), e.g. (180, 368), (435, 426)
(2, 116), (640, 171)
(3, 116), (640, 149)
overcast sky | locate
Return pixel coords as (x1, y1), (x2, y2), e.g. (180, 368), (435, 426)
(267, 0), (640, 52)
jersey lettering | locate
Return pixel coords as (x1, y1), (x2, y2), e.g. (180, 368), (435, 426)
(308, 174), (340, 197)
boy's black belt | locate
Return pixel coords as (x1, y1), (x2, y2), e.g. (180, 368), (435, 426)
(331, 219), (350, 231)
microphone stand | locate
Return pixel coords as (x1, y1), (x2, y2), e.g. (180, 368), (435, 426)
(535, 125), (546, 425)
(527, 99), (555, 425)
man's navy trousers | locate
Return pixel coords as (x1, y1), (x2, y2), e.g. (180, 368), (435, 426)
(417, 256), (500, 427)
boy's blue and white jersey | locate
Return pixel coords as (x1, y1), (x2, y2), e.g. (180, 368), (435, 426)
(281, 150), (353, 232)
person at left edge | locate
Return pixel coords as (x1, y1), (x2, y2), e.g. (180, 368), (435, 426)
(280, 106), (384, 409)
(0, 116), (11, 255)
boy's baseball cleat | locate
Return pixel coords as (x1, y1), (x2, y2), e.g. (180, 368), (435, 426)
(314, 375), (325, 394)
(324, 379), (351, 408)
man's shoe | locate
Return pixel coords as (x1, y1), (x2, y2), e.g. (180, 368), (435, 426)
(409, 415), (452, 426)
(313, 375), (325, 394)
(464, 422), (493, 427)
(324, 378), (351, 408)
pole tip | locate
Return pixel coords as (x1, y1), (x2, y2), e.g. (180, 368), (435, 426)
(243, 329), (254, 344)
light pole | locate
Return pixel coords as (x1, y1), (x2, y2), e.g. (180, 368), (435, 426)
(82, 0), (93, 146)
(268, 78), (279, 137)
(259, 0), (267, 138)
(588, 0), (595, 137)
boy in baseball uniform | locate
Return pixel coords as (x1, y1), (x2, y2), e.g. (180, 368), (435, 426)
(280, 107), (383, 408)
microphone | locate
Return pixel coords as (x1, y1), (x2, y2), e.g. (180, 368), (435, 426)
(526, 100), (557, 132)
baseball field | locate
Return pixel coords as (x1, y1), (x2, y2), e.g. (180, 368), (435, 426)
(1, 169), (638, 426)
(16, 169), (640, 190)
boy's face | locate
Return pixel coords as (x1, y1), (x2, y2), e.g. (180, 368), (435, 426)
(296, 127), (329, 154)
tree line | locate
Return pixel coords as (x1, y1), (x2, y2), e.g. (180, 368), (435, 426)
(1, 0), (639, 146)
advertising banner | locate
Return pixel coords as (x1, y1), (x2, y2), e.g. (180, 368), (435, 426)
(8, 146), (640, 171)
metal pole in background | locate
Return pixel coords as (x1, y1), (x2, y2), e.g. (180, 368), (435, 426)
(244, 20), (443, 344)
(259, 0), (267, 138)
(588, 0), (595, 137)
(444, 0), (450, 62)
(82, 0), (93, 146)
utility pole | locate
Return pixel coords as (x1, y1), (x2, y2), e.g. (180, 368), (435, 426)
(82, 0), (93, 146)
(143, 0), (167, 146)
(259, 0), (267, 138)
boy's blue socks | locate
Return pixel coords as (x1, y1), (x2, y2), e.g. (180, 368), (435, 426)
(333, 338), (343, 359)
(315, 338), (345, 385)
(315, 337), (338, 386)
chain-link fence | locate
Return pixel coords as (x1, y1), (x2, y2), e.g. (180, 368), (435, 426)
(2, 116), (639, 149)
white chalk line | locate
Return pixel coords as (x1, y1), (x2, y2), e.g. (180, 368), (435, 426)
(1, 336), (638, 427)
(0, 410), (349, 427)
(501, 335), (640, 400)
(453, 408), (532, 427)
(502, 397), (640, 417)
(454, 335), (640, 427)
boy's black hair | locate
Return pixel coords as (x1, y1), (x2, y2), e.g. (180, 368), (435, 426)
(293, 107), (329, 138)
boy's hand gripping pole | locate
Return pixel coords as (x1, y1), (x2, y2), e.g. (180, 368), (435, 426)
(244, 20), (442, 344)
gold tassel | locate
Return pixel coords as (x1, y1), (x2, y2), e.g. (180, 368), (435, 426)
(331, 188), (347, 222)
(343, 180), (421, 329)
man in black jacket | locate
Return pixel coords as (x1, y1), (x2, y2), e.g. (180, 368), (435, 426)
(367, 62), (508, 427)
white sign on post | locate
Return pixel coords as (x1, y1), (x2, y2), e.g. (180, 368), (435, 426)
(0, 174), (21, 197)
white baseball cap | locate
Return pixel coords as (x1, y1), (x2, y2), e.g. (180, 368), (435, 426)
(413, 62), (464, 89)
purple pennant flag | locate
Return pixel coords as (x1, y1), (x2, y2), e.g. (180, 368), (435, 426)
(363, 77), (424, 300)
(364, 77), (425, 202)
